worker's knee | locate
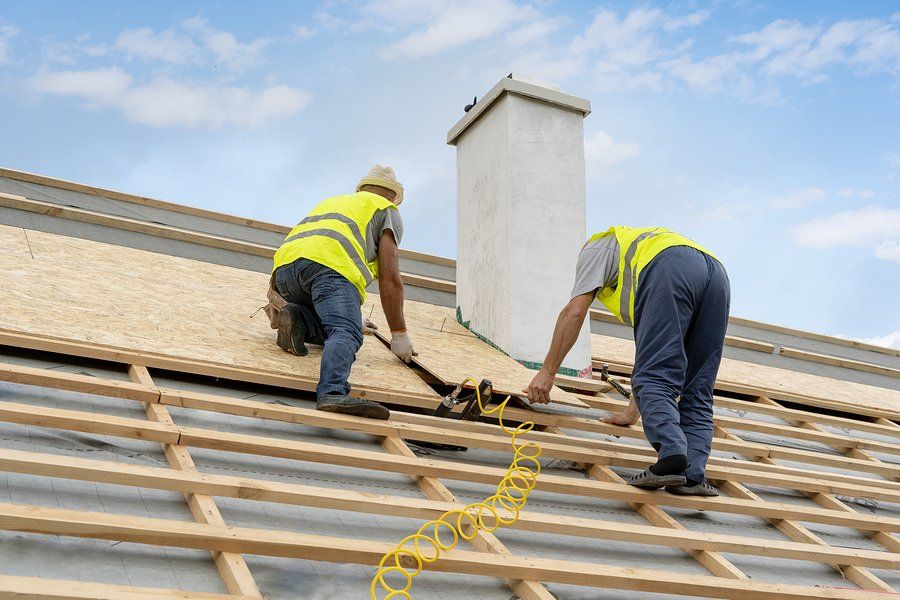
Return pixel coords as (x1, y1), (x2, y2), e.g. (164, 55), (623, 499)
(329, 325), (362, 350)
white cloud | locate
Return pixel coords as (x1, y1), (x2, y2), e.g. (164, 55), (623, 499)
(0, 23), (19, 64)
(116, 27), (198, 64)
(789, 206), (900, 264)
(184, 17), (270, 71)
(584, 130), (640, 168)
(115, 17), (269, 71)
(663, 9), (711, 32)
(875, 240), (900, 263)
(292, 25), (316, 41)
(885, 152), (900, 168)
(505, 16), (566, 47)
(30, 18), (298, 129)
(837, 187), (877, 199)
(42, 34), (109, 65)
(31, 68), (309, 129)
(566, 9), (900, 100)
(857, 330), (900, 350)
(771, 186), (826, 209)
(378, 0), (537, 59)
(32, 67), (132, 97)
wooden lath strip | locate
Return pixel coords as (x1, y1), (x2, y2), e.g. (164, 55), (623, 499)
(128, 365), (261, 598)
(571, 391), (900, 457)
(0, 500), (894, 600)
(590, 353), (900, 422)
(0, 395), (896, 533)
(2, 325), (897, 444)
(779, 346), (900, 379)
(380, 436), (556, 600)
(1, 378), (897, 504)
(1, 360), (897, 497)
(0, 445), (895, 568)
(713, 420), (894, 592)
(756, 396), (900, 557)
(0, 574), (260, 600)
(544, 426), (747, 580)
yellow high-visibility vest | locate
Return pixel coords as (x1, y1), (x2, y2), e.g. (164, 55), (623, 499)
(273, 191), (398, 302)
(590, 226), (717, 327)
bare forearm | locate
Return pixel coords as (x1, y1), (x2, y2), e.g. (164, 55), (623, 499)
(379, 275), (407, 332)
(541, 307), (584, 374)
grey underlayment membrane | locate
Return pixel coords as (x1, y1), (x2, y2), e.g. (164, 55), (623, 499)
(0, 345), (896, 599)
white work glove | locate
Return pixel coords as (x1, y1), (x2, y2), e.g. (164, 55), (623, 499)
(362, 316), (378, 335)
(390, 331), (418, 363)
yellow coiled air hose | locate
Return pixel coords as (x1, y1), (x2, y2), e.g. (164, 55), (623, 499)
(370, 377), (542, 599)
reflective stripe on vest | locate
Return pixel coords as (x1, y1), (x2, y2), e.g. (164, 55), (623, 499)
(590, 226), (717, 327)
(272, 192), (397, 302)
(280, 227), (374, 287)
(619, 229), (662, 327)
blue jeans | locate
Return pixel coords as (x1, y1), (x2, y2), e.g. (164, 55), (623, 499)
(273, 259), (363, 400)
(631, 246), (730, 483)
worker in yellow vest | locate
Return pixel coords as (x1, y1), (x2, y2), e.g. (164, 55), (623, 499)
(525, 227), (730, 496)
(266, 165), (416, 420)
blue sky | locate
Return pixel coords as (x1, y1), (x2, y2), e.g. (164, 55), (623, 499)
(0, 1), (898, 346)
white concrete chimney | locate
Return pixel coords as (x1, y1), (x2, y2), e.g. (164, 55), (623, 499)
(447, 76), (593, 377)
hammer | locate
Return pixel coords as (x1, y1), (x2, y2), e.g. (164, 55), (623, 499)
(599, 363), (631, 399)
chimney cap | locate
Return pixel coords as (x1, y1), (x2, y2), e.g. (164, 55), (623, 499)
(447, 76), (591, 146)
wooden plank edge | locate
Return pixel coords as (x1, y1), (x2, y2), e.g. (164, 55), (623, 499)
(0, 574), (257, 600)
(0, 501), (895, 599)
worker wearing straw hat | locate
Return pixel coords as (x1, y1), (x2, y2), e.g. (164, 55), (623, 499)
(266, 165), (416, 419)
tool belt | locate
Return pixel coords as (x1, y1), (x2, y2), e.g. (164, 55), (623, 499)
(263, 274), (287, 330)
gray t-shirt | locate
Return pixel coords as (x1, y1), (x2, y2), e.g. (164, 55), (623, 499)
(571, 234), (620, 299)
(365, 207), (403, 263)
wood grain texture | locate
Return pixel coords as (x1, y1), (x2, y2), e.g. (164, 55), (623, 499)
(130, 366), (262, 598)
(591, 333), (900, 418)
(0, 501), (895, 599)
(0, 445), (896, 570)
(363, 294), (587, 408)
(0, 574), (259, 600)
(0, 223), (434, 399)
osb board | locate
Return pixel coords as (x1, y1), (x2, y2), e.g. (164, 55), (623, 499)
(363, 296), (587, 408)
(0, 225), (436, 398)
(591, 333), (900, 418)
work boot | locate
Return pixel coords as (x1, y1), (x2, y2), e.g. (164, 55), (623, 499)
(316, 394), (390, 420)
(666, 481), (720, 497)
(276, 303), (308, 357)
(627, 470), (687, 490)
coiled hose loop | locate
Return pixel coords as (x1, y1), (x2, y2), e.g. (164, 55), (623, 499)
(370, 377), (542, 599)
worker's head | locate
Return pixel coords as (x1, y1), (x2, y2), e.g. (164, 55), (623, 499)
(357, 164), (404, 206)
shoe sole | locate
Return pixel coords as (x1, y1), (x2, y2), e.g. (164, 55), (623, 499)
(628, 474), (687, 490)
(665, 486), (720, 497)
(317, 402), (390, 420)
(276, 305), (308, 357)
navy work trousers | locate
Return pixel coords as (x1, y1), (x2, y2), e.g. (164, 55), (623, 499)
(274, 258), (363, 401)
(630, 246), (730, 483)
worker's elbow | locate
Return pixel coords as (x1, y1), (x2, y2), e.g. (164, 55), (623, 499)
(560, 302), (587, 323)
(381, 273), (403, 292)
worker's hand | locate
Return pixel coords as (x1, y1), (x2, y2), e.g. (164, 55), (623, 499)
(391, 331), (418, 363)
(601, 410), (639, 427)
(362, 317), (378, 335)
(523, 368), (554, 404)
(601, 397), (640, 426)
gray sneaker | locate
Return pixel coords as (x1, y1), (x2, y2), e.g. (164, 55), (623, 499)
(316, 395), (390, 420)
(666, 482), (720, 496)
(627, 470), (687, 490)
